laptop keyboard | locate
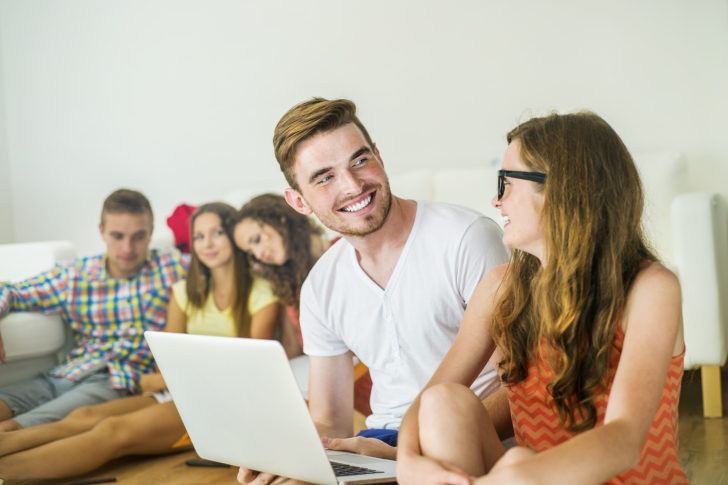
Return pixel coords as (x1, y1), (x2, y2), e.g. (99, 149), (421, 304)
(331, 461), (385, 477)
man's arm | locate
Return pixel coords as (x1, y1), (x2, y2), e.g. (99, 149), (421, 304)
(0, 266), (69, 318)
(481, 387), (513, 440)
(482, 347), (513, 440)
(238, 352), (356, 485)
(0, 267), (70, 364)
(309, 352), (355, 438)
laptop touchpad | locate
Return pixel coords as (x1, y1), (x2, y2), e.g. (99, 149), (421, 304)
(327, 451), (392, 465)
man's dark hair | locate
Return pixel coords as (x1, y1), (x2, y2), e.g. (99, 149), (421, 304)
(101, 189), (153, 227)
(273, 98), (375, 192)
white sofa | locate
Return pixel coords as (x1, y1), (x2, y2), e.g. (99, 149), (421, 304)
(2, 151), (726, 418)
(671, 192), (728, 417)
(0, 241), (76, 388)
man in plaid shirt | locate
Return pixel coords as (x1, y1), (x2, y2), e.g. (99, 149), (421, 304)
(0, 189), (189, 430)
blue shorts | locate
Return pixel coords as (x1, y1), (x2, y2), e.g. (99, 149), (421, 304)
(356, 428), (399, 447)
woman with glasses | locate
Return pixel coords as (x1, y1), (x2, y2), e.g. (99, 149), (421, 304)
(396, 112), (688, 485)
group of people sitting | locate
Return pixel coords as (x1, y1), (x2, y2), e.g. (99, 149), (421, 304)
(0, 97), (688, 485)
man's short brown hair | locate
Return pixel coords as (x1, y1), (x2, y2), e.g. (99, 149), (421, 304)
(273, 98), (375, 192)
(101, 189), (153, 227)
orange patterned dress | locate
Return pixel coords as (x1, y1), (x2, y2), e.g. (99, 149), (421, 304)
(507, 323), (688, 484)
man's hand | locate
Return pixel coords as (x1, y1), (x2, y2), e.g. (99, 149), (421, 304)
(237, 468), (311, 485)
(322, 436), (397, 460)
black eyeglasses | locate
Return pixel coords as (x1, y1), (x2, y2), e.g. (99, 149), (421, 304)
(497, 170), (547, 200)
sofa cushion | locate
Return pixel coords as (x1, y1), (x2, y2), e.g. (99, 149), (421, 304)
(0, 241), (75, 367)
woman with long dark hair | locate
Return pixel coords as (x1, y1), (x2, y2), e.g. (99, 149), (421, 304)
(0, 202), (281, 480)
(232, 193), (329, 349)
(396, 112), (688, 485)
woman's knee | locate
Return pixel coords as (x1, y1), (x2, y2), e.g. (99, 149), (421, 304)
(91, 415), (136, 451)
(419, 383), (482, 421)
(66, 405), (102, 422)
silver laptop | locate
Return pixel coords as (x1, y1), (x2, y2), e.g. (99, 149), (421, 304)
(144, 331), (397, 485)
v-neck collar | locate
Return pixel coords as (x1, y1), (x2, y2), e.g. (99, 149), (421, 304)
(349, 201), (424, 299)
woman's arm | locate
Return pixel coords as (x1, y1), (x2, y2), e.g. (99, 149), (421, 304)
(141, 295), (188, 393)
(396, 265), (508, 485)
(477, 263), (684, 485)
(164, 294), (188, 334)
(310, 233), (329, 261)
(249, 302), (280, 340)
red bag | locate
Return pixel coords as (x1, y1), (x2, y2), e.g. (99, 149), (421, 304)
(166, 204), (197, 254)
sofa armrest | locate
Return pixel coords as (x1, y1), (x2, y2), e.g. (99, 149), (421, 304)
(671, 192), (728, 369)
(0, 312), (67, 362)
(0, 240), (76, 387)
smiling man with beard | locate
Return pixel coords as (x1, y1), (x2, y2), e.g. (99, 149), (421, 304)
(238, 98), (511, 485)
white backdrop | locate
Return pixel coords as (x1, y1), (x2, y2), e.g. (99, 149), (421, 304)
(0, 27), (13, 244)
(0, 0), (726, 254)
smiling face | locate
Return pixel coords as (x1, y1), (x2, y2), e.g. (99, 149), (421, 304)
(284, 123), (392, 238)
(191, 212), (234, 270)
(233, 218), (287, 266)
(100, 212), (153, 279)
(491, 139), (546, 260)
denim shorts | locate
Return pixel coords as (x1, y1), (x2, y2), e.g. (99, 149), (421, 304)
(357, 428), (399, 447)
(0, 366), (129, 428)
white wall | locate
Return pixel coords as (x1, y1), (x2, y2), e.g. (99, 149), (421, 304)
(0, 0), (726, 255)
(0, 28), (14, 244)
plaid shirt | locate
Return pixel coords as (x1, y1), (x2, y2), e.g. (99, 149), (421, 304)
(0, 248), (189, 394)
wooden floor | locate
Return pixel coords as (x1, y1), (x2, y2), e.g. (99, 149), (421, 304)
(9, 371), (728, 484)
(676, 368), (728, 484)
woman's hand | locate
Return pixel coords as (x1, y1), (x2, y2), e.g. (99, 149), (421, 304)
(139, 372), (167, 393)
(396, 450), (472, 485)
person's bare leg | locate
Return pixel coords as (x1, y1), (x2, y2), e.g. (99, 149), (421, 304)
(0, 401), (187, 480)
(0, 400), (13, 424)
(419, 383), (506, 476)
(0, 395), (156, 457)
(0, 419), (22, 432)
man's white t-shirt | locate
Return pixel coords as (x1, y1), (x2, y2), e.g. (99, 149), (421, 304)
(300, 200), (510, 430)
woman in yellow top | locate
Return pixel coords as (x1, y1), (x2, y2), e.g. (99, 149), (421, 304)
(0, 202), (281, 481)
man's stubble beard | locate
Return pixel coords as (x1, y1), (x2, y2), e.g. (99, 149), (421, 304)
(311, 180), (393, 238)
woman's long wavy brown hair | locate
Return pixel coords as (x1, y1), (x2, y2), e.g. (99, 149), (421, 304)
(233, 194), (324, 310)
(491, 112), (658, 432)
(185, 202), (253, 337)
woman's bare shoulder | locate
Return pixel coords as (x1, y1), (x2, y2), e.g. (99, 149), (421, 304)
(472, 263), (511, 302)
(486, 263), (511, 283)
(631, 262), (680, 296)
(622, 262), (684, 354)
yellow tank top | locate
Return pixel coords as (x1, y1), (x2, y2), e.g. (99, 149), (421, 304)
(171, 276), (277, 337)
